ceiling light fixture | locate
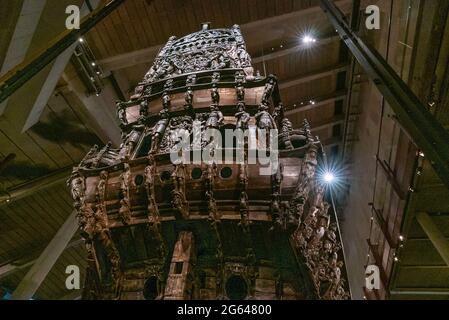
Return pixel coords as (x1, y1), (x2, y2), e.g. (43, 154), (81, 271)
(323, 172), (335, 184)
(302, 35), (317, 44)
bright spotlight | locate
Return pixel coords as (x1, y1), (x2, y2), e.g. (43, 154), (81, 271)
(317, 161), (346, 190)
(302, 35), (317, 44)
(323, 172), (335, 184)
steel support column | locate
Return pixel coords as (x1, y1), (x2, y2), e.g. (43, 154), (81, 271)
(319, 0), (449, 189)
(0, 0), (125, 104)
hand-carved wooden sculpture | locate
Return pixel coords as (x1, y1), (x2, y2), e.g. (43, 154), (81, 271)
(69, 24), (350, 300)
(235, 102), (250, 131)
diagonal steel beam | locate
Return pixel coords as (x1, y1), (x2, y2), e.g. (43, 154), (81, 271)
(320, 0), (449, 189)
(10, 210), (79, 300)
(0, 0), (47, 115)
(0, 0), (125, 104)
(0, 238), (83, 280)
(416, 212), (449, 267)
(0, 166), (73, 206)
(21, 0), (102, 132)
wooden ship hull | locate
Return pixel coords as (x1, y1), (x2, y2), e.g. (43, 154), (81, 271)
(68, 24), (350, 300)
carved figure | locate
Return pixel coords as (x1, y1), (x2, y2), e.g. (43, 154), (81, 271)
(118, 163), (132, 224)
(211, 84), (220, 104)
(150, 109), (170, 154)
(139, 100), (149, 123)
(262, 77), (276, 103)
(116, 100), (128, 129)
(205, 104), (224, 129)
(120, 127), (143, 160)
(255, 102), (275, 130)
(235, 102), (250, 131)
(185, 86), (193, 105)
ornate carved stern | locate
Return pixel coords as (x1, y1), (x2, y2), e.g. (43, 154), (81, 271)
(68, 24), (350, 300)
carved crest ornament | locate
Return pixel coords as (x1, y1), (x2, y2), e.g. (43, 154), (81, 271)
(68, 24), (350, 300)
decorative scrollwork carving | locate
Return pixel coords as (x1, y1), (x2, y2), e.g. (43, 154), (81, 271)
(239, 191), (249, 227)
(118, 163), (132, 225)
(142, 27), (253, 83)
(288, 145), (349, 300)
(159, 115), (193, 154)
(69, 170), (85, 211)
(206, 190), (220, 222)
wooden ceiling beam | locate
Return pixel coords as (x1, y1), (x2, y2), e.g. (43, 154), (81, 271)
(311, 115), (345, 132)
(322, 136), (343, 148)
(285, 90), (347, 116)
(61, 71), (122, 146)
(98, 0), (354, 72)
(98, 44), (162, 73)
(279, 64), (348, 90)
(252, 35), (340, 64)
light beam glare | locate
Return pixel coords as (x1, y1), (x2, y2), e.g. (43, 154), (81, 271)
(323, 172), (335, 183)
